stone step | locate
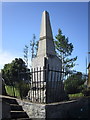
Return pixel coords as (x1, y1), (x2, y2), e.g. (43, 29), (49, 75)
(1, 97), (18, 105)
(12, 118), (32, 120)
(10, 104), (23, 111)
(1, 95), (30, 119)
(11, 111), (29, 119)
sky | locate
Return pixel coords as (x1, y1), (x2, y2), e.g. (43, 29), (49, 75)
(0, 2), (88, 74)
(88, 2), (90, 65)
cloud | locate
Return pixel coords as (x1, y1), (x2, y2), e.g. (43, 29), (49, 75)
(0, 51), (20, 70)
(0, 50), (32, 71)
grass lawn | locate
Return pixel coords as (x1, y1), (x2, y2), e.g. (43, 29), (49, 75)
(69, 93), (84, 99)
(5, 85), (84, 100)
(5, 85), (20, 97)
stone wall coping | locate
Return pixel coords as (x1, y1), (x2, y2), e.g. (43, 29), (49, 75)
(0, 95), (16, 99)
(45, 100), (78, 106)
(17, 99), (46, 106)
(16, 98), (78, 106)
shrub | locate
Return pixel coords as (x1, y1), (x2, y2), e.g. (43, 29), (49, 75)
(16, 82), (30, 99)
(82, 88), (90, 96)
(64, 72), (86, 94)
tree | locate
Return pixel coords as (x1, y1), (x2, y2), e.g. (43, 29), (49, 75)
(2, 58), (30, 85)
(64, 72), (86, 94)
(30, 34), (39, 59)
(30, 34), (36, 59)
(24, 45), (28, 67)
(2, 63), (13, 85)
(54, 29), (77, 75)
(1, 58), (30, 98)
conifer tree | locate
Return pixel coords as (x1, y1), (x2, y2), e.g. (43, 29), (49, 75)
(54, 29), (77, 75)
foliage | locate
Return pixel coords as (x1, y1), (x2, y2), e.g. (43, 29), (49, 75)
(5, 83), (30, 99)
(1, 58), (30, 85)
(69, 93), (84, 99)
(2, 58), (30, 98)
(23, 45), (28, 67)
(16, 81), (30, 99)
(64, 72), (86, 94)
(54, 29), (77, 74)
(82, 88), (90, 96)
(30, 34), (38, 58)
(35, 40), (39, 56)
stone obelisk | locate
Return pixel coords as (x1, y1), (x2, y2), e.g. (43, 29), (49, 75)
(28, 11), (68, 103)
(26, 11), (68, 119)
(32, 11), (62, 70)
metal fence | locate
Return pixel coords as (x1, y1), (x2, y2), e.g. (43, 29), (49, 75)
(24, 65), (65, 103)
(3, 65), (87, 103)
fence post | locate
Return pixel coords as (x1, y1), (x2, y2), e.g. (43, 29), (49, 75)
(40, 67), (41, 103)
(46, 64), (49, 104)
(37, 67), (39, 102)
(43, 66), (45, 103)
(32, 68), (34, 102)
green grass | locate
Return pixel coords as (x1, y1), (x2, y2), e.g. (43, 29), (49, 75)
(5, 85), (84, 100)
(5, 85), (20, 97)
(69, 93), (84, 99)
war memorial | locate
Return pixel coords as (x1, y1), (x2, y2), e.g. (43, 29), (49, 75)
(27, 11), (68, 104)
(17, 11), (89, 119)
(1, 11), (89, 119)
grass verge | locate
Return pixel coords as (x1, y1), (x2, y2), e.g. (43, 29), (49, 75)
(69, 93), (84, 99)
(5, 85), (20, 97)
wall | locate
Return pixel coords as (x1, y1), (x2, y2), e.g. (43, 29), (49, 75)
(46, 97), (89, 119)
(2, 101), (11, 119)
(17, 97), (90, 119)
(17, 99), (45, 119)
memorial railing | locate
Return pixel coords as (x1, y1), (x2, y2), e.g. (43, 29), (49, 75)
(18, 66), (66, 103)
